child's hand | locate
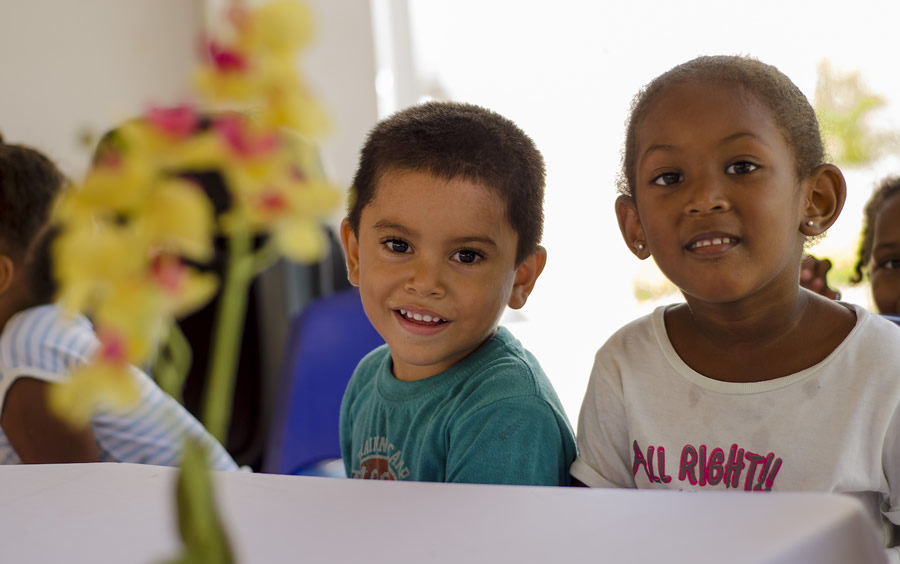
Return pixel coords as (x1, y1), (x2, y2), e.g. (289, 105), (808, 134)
(800, 255), (840, 300)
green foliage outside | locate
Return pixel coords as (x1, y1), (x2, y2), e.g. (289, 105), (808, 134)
(815, 60), (895, 168)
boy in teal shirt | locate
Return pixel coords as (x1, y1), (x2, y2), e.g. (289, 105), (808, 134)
(339, 102), (575, 485)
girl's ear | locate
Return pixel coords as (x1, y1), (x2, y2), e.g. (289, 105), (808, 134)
(339, 218), (360, 287)
(800, 163), (847, 236)
(508, 245), (547, 310)
(615, 195), (651, 259)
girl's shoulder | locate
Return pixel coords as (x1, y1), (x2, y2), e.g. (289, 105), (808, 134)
(849, 304), (900, 345)
(599, 305), (670, 351)
(0, 304), (96, 366)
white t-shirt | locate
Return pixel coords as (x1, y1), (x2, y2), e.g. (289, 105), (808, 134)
(572, 304), (900, 553)
(0, 304), (237, 470)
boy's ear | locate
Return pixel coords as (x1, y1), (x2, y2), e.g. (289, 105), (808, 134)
(0, 255), (15, 295)
(508, 245), (547, 310)
(339, 218), (360, 287)
(800, 163), (846, 235)
(615, 195), (651, 259)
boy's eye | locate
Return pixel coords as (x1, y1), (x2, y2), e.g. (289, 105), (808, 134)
(725, 161), (759, 175)
(452, 249), (483, 264)
(383, 239), (411, 254)
(651, 172), (683, 186)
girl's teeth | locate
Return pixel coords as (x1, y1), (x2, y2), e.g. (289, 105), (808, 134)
(693, 237), (732, 248)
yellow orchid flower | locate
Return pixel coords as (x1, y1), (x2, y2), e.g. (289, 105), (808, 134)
(53, 222), (148, 315)
(92, 281), (169, 366)
(50, 2), (340, 446)
(259, 81), (329, 134)
(146, 253), (219, 318)
(107, 112), (230, 174)
(47, 328), (142, 428)
(272, 217), (328, 263)
(53, 154), (154, 222)
(194, 62), (260, 104)
(136, 178), (216, 262)
(49, 4), (342, 557)
(240, 1), (314, 56)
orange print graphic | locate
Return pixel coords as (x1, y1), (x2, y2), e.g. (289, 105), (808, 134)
(358, 456), (396, 480)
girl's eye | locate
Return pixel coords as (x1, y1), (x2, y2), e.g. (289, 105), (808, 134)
(725, 161), (759, 175)
(452, 249), (484, 264)
(878, 258), (900, 270)
(383, 239), (411, 254)
(651, 172), (683, 186)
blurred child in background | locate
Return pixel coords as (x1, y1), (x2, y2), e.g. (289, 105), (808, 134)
(0, 135), (237, 469)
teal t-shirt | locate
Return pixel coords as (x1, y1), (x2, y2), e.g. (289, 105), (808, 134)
(339, 326), (576, 485)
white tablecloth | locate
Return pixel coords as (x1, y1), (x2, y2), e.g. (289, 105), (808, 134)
(0, 463), (888, 563)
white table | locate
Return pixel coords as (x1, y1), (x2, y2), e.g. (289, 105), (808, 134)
(0, 463), (888, 563)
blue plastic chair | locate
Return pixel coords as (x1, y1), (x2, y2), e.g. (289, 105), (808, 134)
(883, 314), (900, 326)
(264, 287), (384, 476)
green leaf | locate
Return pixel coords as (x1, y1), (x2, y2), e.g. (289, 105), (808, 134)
(160, 438), (235, 564)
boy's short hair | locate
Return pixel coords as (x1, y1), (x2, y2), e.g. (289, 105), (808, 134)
(347, 101), (545, 265)
(619, 55), (825, 197)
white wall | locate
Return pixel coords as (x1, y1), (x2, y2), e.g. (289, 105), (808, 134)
(0, 0), (379, 194)
(0, 0), (204, 178)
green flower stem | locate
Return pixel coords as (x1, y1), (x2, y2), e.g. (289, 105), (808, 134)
(251, 236), (281, 276)
(201, 227), (255, 443)
(157, 320), (193, 402)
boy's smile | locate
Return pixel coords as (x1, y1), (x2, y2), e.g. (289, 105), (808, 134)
(343, 168), (534, 382)
(624, 80), (809, 306)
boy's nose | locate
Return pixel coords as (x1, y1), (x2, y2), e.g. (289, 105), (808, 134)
(684, 174), (730, 215)
(404, 258), (445, 297)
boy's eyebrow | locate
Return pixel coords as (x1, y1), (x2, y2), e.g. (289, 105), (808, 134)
(372, 220), (498, 247)
(372, 220), (411, 233)
(448, 235), (499, 248)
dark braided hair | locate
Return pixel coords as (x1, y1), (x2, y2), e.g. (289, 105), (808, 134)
(851, 176), (900, 283)
(0, 134), (67, 302)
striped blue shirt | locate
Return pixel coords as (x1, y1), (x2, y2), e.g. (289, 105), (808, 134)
(0, 304), (238, 470)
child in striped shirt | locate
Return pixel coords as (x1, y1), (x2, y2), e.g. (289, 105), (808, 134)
(0, 135), (237, 470)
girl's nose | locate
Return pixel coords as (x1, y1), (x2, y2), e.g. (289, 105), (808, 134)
(684, 174), (730, 215)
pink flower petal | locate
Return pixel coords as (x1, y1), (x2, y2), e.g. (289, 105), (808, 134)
(146, 104), (200, 138)
(208, 41), (247, 72)
(214, 115), (281, 158)
(97, 329), (128, 364)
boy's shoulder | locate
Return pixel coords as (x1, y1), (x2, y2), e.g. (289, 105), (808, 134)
(343, 343), (390, 396)
(452, 326), (562, 405)
(467, 326), (540, 379)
